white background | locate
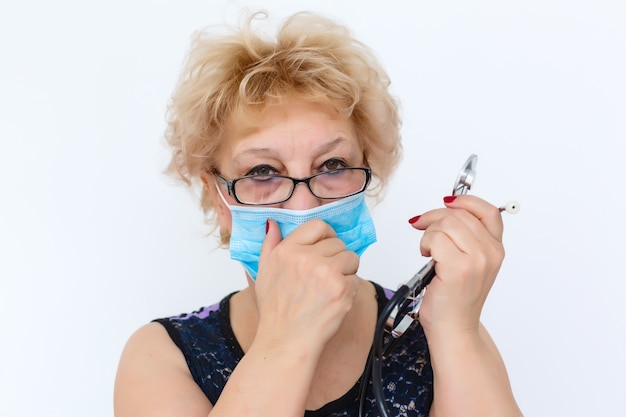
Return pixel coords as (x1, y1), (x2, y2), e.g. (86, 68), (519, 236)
(1, 1), (624, 416)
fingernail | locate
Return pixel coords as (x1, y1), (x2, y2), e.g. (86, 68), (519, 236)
(408, 215), (421, 224)
(443, 196), (457, 204)
(265, 219), (269, 234)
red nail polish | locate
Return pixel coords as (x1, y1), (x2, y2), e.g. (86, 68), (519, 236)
(443, 196), (457, 204)
(265, 219), (269, 234)
(408, 215), (421, 224)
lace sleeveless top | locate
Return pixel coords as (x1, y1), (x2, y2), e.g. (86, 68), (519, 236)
(155, 282), (433, 416)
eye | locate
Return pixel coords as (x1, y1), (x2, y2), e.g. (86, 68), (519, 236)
(245, 165), (278, 177)
(320, 158), (348, 172)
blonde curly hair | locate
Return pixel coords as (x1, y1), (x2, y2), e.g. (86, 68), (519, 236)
(164, 11), (402, 242)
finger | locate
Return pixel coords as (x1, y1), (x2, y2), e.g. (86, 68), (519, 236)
(420, 217), (504, 283)
(260, 219), (283, 258)
(420, 224), (484, 263)
(421, 209), (498, 256)
(409, 196), (503, 240)
(442, 195), (503, 241)
(283, 218), (339, 246)
(261, 219), (346, 265)
(330, 250), (360, 276)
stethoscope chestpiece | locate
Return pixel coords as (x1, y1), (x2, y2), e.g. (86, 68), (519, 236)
(452, 154), (478, 196)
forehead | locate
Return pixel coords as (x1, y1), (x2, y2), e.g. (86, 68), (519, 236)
(222, 98), (361, 158)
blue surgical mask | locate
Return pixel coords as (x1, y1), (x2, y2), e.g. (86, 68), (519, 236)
(220, 190), (377, 280)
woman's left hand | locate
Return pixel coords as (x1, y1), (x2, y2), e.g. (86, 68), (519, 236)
(408, 195), (505, 335)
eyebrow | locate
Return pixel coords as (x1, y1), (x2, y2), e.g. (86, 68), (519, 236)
(232, 137), (355, 166)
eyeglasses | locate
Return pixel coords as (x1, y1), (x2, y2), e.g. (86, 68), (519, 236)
(216, 167), (371, 206)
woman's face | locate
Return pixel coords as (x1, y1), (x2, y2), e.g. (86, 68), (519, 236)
(211, 98), (365, 235)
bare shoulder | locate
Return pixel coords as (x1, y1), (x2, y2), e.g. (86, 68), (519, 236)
(114, 322), (213, 417)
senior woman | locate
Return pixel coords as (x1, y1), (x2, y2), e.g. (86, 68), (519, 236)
(114, 11), (523, 417)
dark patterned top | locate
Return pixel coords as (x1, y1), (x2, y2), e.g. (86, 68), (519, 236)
(154, 282), (433, 416)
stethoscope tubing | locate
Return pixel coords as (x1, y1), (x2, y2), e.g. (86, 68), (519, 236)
(358, 154), (519, 416)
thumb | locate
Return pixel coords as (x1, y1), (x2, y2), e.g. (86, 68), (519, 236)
(260, 219), (283, 257)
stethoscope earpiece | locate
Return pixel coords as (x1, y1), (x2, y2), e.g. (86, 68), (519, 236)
(500, 200), (520, 214)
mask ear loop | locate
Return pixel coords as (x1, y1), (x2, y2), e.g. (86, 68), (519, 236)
(208, 177), (237, 245)
(213, 178), (232, 207)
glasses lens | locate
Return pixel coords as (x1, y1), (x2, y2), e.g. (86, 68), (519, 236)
(234, 176), (293, 205)
(310, 168), (367, 199)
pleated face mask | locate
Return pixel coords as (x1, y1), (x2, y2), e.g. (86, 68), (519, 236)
(218, 189), (377, 280)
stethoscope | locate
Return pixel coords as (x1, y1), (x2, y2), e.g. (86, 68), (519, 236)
(358, 154), (519, 417)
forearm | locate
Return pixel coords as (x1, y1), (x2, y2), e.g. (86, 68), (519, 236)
(427, 323), (523, 417)
(209, 339), (318, 417)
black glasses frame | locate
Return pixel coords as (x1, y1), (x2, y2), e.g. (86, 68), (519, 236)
(216, 167), (372, 206)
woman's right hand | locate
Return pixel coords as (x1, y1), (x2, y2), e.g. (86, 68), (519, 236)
(253, 218), (360, 354)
